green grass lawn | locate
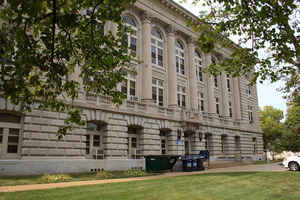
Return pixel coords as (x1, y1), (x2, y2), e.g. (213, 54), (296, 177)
(1, 172), (300, 200)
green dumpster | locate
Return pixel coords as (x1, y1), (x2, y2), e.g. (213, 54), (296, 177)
(145, 155), (179, 172)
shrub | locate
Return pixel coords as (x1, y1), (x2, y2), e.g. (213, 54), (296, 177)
(41, 174), (72, 182)
(123, 168), (147, 177)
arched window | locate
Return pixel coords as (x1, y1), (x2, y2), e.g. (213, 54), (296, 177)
(175, 40), (185, 75)
(151, 27), (164, 67)
(0, 113), (22, 157)
(195, 51), (203, 82)
(123, 15), (137, 54)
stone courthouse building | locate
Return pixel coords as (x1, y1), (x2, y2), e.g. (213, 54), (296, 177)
(0, 0), (263, 175)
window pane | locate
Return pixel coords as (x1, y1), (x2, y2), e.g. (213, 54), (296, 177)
(158, 49), (163, 67)
(130, 81), (136, 96)
(158, 41), (163, 47)
(182, 95), (186, 107)
(7, 145), (18, 153)
(130, 37), (136, 52)
(177, 94), (180, 106)
(8, 136), (19, 143)
(9, 128), (19, 135)
(121, 82), (128, 97)
(152, 87), (157, 103)
(93, 135), (100, 147)
(151, 46), (156, 64)
(0, 113), (21, 123)
(158, 88), (164, 106)
(131, 137), (137, 148)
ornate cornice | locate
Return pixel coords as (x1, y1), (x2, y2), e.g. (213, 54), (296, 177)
(141, 11), (152, 24)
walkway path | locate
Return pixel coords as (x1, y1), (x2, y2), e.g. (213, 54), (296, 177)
(0, 163), (286, 193)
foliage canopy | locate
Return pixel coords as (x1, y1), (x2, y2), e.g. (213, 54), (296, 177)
(0, 0), (136, 137)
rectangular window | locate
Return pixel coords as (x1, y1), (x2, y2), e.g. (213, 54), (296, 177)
(121, 71), (136, 100)
(152, 79), (164, 106)
(129, 80), (136, 96)
(198, 92), (204, 111)
(177, 86), (186, 108)
(7, 128), (19, 154)
(93, 135), (100, 147)
(248, 106), (253, 122)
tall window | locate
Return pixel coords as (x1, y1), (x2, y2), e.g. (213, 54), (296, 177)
(175, 40), (185, 75)
(229, 101), (233, 118)
(86, 121), (106, 158)
(248, 105), (253, 122)
(152, 78), (164, 106)
(226, 74), (231, 92)
(221, 135), (227, 153)
(252, 137), (257, 154)
(0, 113), (22, 157)
(160, 130), (168, 155)
(121, 71), (137, 100)
(177, 85), (186, 108)
(216, 97), (220, 115)
(151, 27), (163, 67)
(198, 92), (204, 112)
(123, 15), (137, 55)
(195, 51), (203, 81)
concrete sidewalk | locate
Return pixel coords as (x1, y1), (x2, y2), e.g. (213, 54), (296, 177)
(0, 163), (286, 193)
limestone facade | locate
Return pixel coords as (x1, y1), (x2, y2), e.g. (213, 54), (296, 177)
(0, 0), (263, 174)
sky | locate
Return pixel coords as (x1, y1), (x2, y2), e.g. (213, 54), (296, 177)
(173, 0), (288, 116)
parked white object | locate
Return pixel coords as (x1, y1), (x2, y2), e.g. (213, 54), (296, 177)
(283, 155), (300, 171)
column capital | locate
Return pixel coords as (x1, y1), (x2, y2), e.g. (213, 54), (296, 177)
(141, 11), (152, 24)
(166, 25), (176, 35)
(187, 36), (196, 46)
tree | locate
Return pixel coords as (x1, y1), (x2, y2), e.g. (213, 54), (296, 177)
(285, 104), (300, 134)
(0, 0), (136, 137)
(259, 106), (285, 151)
(190, 0), (300, 104)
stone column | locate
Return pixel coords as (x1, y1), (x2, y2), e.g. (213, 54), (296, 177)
(233, 77), (242, 120)
(205, 54), (215, 114)
(188, 38), (197, 111)
(167, 25), (177, 108)
(141, 13), (153, 103)
(221, 72), (229, 117)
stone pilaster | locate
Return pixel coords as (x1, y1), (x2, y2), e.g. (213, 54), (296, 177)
(187, 38), (197, 111)
(167, 25), (177, 108)
(233, 77), (242, 120)
(205, 53), (216, 114)
(221, 72), (229, 117)
(141, 12), (153, 104)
